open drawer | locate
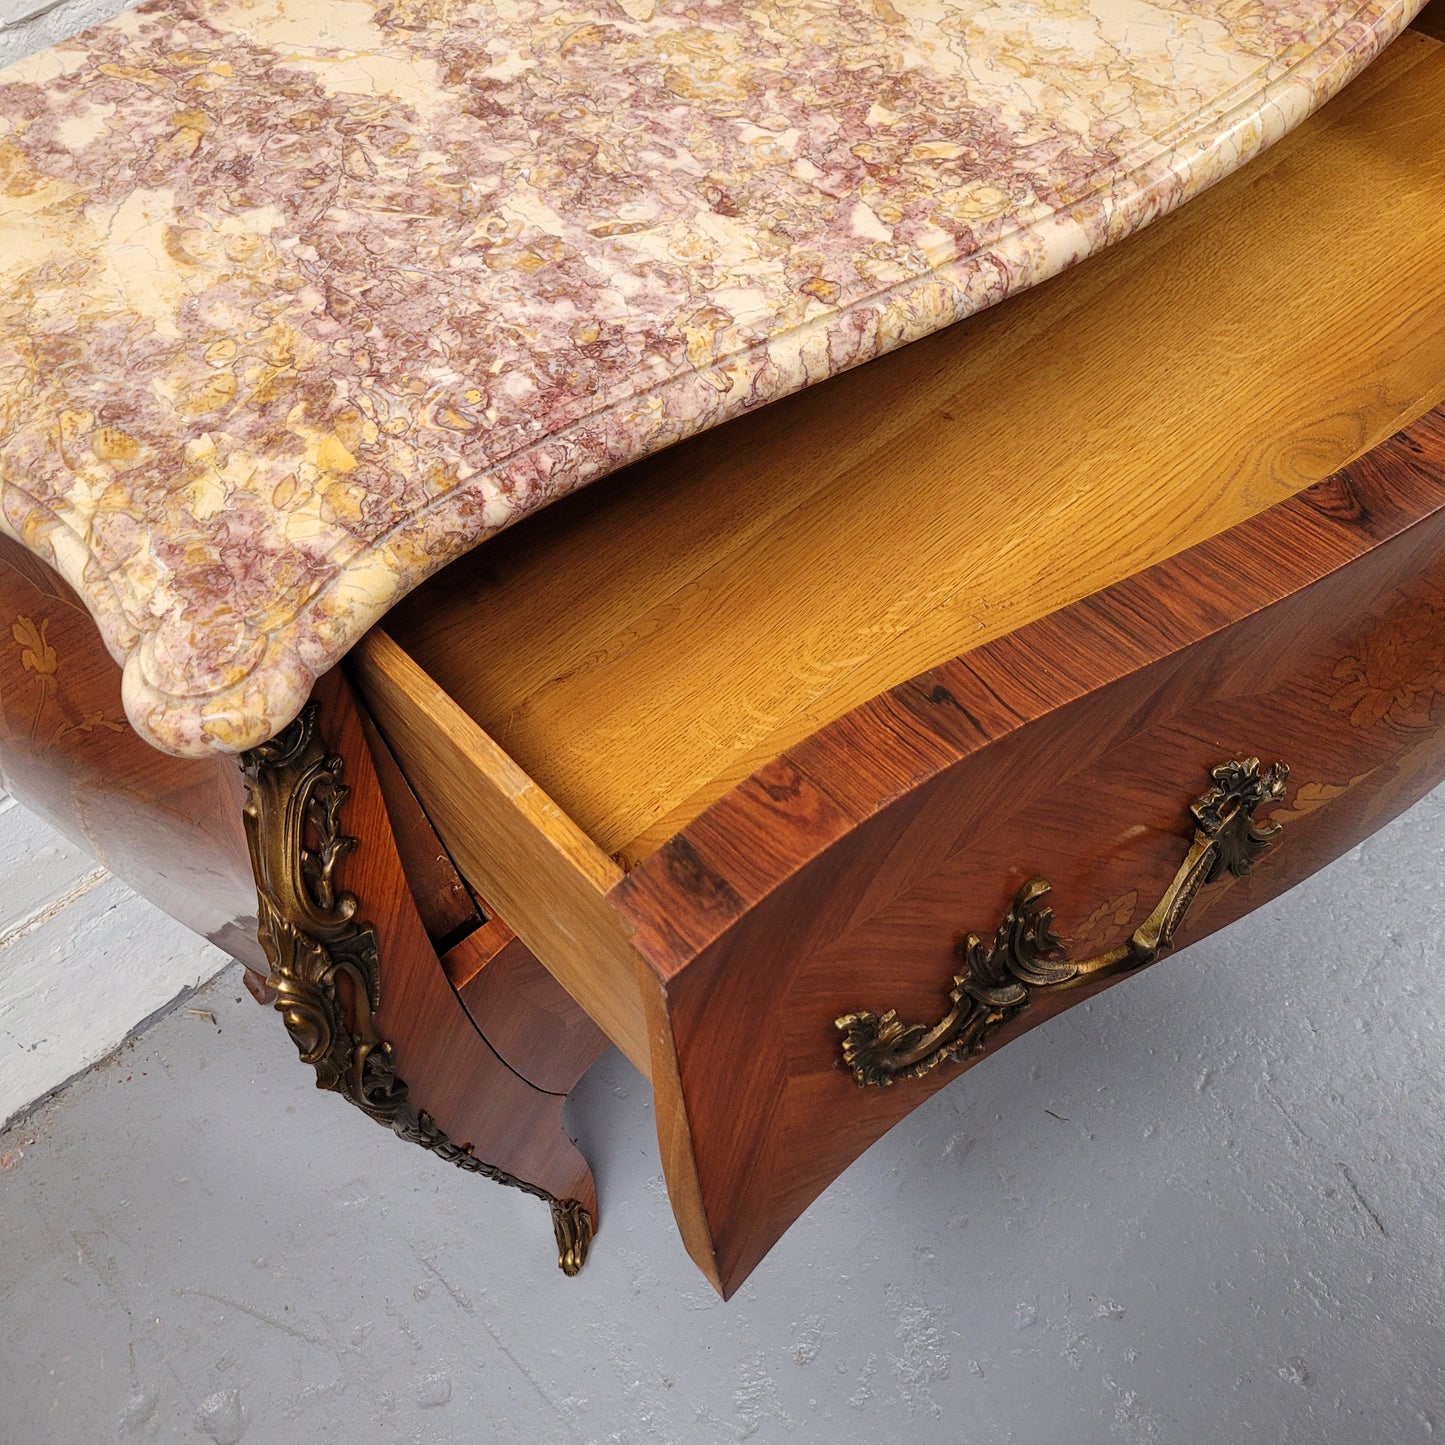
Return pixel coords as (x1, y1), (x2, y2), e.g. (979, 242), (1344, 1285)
(348, 28), (1445, 1296)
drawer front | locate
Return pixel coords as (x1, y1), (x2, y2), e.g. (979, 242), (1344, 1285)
(617, 413), (1445, 1296)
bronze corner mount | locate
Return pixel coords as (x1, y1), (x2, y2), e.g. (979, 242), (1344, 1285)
(239, 701), (593, 1275)
(837, 757), (1289, 1088)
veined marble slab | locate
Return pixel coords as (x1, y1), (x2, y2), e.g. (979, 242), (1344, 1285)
(0, 0), (1425, 755)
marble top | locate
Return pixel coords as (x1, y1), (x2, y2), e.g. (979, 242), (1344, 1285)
(0, 0), (1423, 756)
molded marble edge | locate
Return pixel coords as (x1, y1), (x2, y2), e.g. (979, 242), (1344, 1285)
(0, 0), (1426, 756)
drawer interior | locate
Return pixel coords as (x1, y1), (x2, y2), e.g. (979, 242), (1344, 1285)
(382, 28), (1445, 869)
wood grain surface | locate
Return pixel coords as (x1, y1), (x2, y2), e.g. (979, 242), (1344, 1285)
(347, 632), (652, 1073)
(611, 403), (1445, 1294)
(0, 532), (263, 975)
(365, 715), (483, 951)
(360, 699), (609, 1095)
(1413, 0), (1445, 39)
(387, 31), (1445, 867)
(311, 668), (601, 1244)
(445, 921), (610, 1097)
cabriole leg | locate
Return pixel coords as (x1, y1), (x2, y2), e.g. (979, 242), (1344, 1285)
(239, 668), (599, 1275)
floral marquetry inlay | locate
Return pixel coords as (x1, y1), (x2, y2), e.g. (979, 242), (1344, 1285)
(0, 0), (1425, 756)
(1331, 596), (1445, 729)
(12, 615), (56, 740)
(10, 613), (127, 744)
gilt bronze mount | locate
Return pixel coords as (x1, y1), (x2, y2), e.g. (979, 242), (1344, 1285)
(837, 758), (1289, 1088)
(239, 701), (593, 1274)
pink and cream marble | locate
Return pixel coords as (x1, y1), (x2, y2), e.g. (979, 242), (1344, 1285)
(0, 0), (1425, 755)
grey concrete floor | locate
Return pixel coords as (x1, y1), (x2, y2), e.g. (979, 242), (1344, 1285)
(4, 786), (1445, 1444)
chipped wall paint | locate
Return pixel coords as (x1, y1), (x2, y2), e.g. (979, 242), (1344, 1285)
(0, 789), (227, 1124)
(0, 0), (137, 67)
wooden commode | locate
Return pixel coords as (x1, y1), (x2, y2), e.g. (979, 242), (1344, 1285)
(1, 0), (1443, 1296)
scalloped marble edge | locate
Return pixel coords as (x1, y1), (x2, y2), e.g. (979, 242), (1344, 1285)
(0, 0), (1426, 758)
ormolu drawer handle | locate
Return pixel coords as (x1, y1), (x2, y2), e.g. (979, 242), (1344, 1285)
(836, 758), (1288, 1087)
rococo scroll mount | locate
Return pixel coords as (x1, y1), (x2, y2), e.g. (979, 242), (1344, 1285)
(837, 758), (1289, 1088)
(239, 702), (593, 1275)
